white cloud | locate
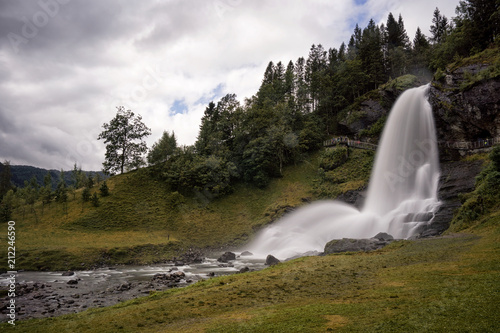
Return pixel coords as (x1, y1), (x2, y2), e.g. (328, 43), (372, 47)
(0, 0), (461, 170)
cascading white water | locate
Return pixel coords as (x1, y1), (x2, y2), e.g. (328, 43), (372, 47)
(246, 84), (441, 259)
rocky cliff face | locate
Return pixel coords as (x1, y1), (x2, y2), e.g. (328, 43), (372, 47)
(339, 75), (423, 140)
(428, 63), (500, 160)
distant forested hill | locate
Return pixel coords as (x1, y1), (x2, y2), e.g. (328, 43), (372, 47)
(0, 162), (106, 189)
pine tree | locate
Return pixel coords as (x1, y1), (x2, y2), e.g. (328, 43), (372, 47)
(82, 187), (91, 202)
(99, 181), (110, 197)
(0, 160), (12, 199)
(91, 192), (100, 207)
(430, 7), (449, 44)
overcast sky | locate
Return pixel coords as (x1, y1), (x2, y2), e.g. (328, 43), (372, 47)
(0, 0), (458, 171)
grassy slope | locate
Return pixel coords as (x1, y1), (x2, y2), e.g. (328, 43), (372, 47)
(2, 152), (325, 271)
(5, 149), (499, 332)
(9, 217), (499, 332)
(2, 148), (374, 271)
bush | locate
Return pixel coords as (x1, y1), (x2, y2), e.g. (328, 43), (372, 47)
(91, 192), (100, 207)
(82, 187), (91, 202)
(450, 147), (500, 231)
(319, 147), (349, 171)
(99, 181), (110, 197)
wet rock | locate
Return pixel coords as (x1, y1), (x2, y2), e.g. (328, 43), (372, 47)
(118, 283), (131, 291)
(416, 159), (484, 237)
(265, 255), (281, 266)
(240, 251), (253, 256)
(62, 271), (75, 276)
(324, 238), (391, 254)
(152, 271), (186, 285)
(67, 280), (78, 285)
(373, 232), (394, 241)
(285, 251), (322, 261)
(217, 251), (236, 263)
(239, 266), (250, 273)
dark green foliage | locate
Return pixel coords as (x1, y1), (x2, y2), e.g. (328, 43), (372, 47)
(82, 187), (91, 202)
(147, 5), (496, 199)
(147, 131), (177, 165)
(162, 148), (237, 197)
(490, 145), (500, 171)
(91, 192), (100, 207)
(99, 181), (110, 197)
(0, 160), (12, 199)
(319, 147), (349, 171)
(451, 146), (500, 231)
(98, 106), (152, 175)
(0, 201), (12, 222)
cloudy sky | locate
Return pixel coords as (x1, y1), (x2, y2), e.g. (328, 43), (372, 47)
(0, 0), (458, 171)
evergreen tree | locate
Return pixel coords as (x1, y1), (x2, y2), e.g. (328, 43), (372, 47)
(40, 172), (54, 214)
(294, 57), (309, 114)
(411, 27), (431, 75)
(430, 7), (449, 44)
(91, 192), (100, 207)
(0, 160), (12, 199)
(98, 106), (151, 175)
(82, 187), (91, 202)
(99, 181), (110, 197)
(359, 19), (386, 89)
(305, 44), (327, 112)
(386, 13), (411, 77)
(454, 0), (499, 52)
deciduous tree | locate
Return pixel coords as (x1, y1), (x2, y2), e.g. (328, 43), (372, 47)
(98, 106), (151, 175)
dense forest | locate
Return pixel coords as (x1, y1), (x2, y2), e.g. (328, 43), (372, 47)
(1, 0), (499, 221)
(148, 1), (499, 192)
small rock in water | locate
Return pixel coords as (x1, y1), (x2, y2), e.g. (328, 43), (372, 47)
(265, 255), (281, 266)
(61, 271), (74, 276)
(66, 280), (78, 285)
(240, 251), (253, 256)
(239, 266), (250, 273)
(217, 252), (236, 263)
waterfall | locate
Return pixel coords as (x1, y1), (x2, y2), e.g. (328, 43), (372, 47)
(246, 85), (441, 259)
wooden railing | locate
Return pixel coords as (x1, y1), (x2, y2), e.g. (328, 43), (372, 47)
(324, 137), (500, 151)
(323, 137), (377, 151)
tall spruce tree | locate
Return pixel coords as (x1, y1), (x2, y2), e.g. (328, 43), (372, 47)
(430, 7), (449, 44)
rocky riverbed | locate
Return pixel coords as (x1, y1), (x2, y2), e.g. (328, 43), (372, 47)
(1, 256), (266, 321)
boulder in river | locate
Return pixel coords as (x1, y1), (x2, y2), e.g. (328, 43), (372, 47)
(217, 252), (236, 263)
(265, 255), (281, 266)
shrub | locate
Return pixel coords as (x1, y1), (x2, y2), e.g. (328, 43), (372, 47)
(99, 181), (110, 197)
(91, 192), (100, 207)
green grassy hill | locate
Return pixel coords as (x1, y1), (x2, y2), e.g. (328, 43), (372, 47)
(8, 203), (500, 332)
(2, 150), (371, 271)
(3, 140), (500, 332)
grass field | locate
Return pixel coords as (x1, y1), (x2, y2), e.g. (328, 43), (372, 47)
(7, 216), (499, 332)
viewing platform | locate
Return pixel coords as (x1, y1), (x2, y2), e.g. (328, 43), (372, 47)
(324, 137), (500, 151)
(323, 137), (377, 151)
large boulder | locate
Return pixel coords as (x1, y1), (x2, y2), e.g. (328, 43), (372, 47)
(217, 252), (236, 263)
(265, 255), (281, 266)
(324, 236), (393, 254)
